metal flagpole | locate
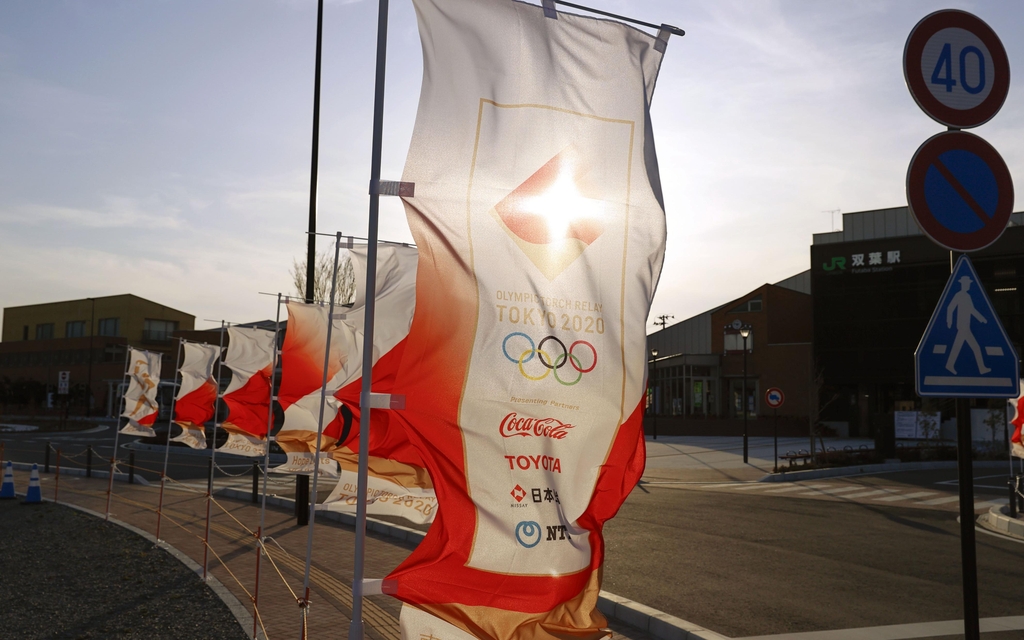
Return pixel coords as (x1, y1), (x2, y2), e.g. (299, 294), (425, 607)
(255, 294), (283, 640)
(350, 2), (389, 637)
(106, 345), (133, 521)
(156, 338), (184, 541)
(204, 321), (228, 580)
(299, 232), (343, 637)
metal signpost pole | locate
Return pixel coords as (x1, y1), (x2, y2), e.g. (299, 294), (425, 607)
(106, 345), (132, 521)
(956, 397), (980, 639)
(742, 332), (748, 464)
(156, 338), (184, 541)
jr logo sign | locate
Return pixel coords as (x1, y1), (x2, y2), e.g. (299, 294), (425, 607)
(822, 257), (846, 271)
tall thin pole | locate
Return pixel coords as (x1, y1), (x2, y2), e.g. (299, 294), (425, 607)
(299, 233), (342, 637)
(86, 297), (95, 416)
(256, 294), (283, 640)
(203, 322), (228, 580)
(305, 0), (324, 303)
(156, 338), (184, 541)
(350, 2), (389, 638)
(106, 345), (132, 521)
(742, 335), (749, 464)
(298, 0), (325, 528)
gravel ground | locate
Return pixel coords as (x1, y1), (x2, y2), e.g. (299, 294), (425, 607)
(0, 500), (248, 640)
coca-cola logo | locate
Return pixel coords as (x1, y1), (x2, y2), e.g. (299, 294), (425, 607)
(499, 412), (575, 440)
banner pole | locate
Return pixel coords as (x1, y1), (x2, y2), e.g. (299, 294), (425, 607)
(156, 338), (184, 541)
(350, 2), (389, 638)
(204, 321), (228, 581)
(299, 232), (343, 635)
(106, 345), (132, 521)
(255, 294), (283, 639)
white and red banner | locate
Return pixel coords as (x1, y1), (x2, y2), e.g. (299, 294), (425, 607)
(386, 0), (668, 637)
(120, 348), (162, 437)
(170, 342), (221, 450)
(1010, 393), (1024, 459)
(219, 327), (275, 457)
(274, 245), (430, 524)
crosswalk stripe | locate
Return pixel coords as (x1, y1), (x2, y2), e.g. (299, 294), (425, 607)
(874, 491), (938, 502)
(730, 484), (771, 490)
(919, 495), (960, 505)
(762, 484), (830, 494)
(836, 490), (889, 499)
(795, 486), (865, 496)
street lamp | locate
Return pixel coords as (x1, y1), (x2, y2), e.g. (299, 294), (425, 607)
(739, 325), (751, 464)
(650, 348), (658, 440)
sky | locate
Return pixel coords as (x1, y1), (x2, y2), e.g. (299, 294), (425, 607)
(2, 0), (1024, 333)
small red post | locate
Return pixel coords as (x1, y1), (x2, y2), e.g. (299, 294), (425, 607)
(155, 472), (166, 541)
(54, 449), (61, 502)
(253, 527), (262, 639)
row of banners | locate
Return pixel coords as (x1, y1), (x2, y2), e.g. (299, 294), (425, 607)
(115, 1), (1024, 638)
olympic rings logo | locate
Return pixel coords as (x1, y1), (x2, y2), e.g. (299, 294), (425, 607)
(501, 332), (597, 386)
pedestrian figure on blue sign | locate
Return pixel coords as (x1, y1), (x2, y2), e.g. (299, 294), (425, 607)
(945, 275), (990, 375)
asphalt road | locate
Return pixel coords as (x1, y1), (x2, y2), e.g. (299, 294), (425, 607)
(602, 475), (1023, 639)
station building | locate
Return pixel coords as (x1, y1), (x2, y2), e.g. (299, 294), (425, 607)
(811, 207), (1024, 438)
(0, 294), (195, 415)
(646, 206), (1024, 440)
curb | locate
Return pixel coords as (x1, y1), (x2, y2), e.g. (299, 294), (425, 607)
(760, 460), (1010, 483)
(977, 505), (1024, 541)
(9, 460), (149, 486)
(216, 488), (726, 640)
(24, 495), (255, 640)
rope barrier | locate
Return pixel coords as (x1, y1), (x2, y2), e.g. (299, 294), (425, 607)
(214, 461), (258, 477)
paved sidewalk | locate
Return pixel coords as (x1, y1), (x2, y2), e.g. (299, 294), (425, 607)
(9, 467), (657, 640)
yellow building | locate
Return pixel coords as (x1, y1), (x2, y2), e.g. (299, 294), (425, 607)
(0, 294), (195, 415)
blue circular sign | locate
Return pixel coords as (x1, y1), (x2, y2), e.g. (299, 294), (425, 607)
(907, 131), (1013, 252)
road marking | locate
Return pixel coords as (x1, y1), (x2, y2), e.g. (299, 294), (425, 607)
(794, 486), (865, 496)
(974, 499), (1008, 510)
(732, 615), (1024, 639)
(835, 490), (889, 499)
(919, 495), (961, 505)
(873, 491), (938, 502)
(762, 485), (824, 494)
(730, 484), (772, 490)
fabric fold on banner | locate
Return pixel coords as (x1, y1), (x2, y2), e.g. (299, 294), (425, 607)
(385, 0), (667, 637)
(170, 342), (221, 450)
(218, 327), (275, 457)
(120, 348), (163, 437)
(273, 244), (422, 493)
(1011, 393), (1024, 459)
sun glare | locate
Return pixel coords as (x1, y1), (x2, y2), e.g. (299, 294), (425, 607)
(518, 160), (604, 242)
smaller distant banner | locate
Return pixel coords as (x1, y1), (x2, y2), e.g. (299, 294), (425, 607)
(219, 327), (275, 457)
(1011, 393), (1024, 459)
(120, 348), (162, 437)
(171, 342), (221, 450)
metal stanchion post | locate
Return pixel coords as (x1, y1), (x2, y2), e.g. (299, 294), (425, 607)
(54, 449), (61, 502)
(296, 475), (309, 525)
(1011, 478), (1018, 519)
(86, 445), (93, 478)
(44, 441), (51, 473)
(252, 461), (259, 504)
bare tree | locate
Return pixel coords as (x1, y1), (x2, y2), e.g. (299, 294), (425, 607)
(291, 251), (356, 306)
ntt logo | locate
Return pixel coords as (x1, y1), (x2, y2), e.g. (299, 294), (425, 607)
(515, 521), (542, 548)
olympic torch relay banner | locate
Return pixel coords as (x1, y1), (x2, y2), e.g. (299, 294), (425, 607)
(218, 327), (275, 457)
(171, 342), (221, 450)
(387, 0), (667, 637)
(274, 245), (419, 481)
(1011, 393), (1024, 459)
(120, 348), (163, 437)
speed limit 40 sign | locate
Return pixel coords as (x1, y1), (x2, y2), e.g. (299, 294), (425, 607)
(904, 9), (1009, 129)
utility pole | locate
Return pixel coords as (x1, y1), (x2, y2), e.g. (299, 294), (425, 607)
(653, 315), (674, 331)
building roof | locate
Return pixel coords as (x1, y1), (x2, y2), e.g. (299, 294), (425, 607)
(812, 206), (1024, 246)
(2, 293), (192, 317)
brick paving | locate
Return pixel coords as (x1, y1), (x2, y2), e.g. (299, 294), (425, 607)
(9, 466), (653, 640)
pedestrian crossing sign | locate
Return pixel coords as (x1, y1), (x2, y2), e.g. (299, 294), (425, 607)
(916, 255), (1020, 397)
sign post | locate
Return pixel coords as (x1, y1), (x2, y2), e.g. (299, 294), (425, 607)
(57, 371), (70, 396)
(905, 11), (1014, 640)
(765, 388), (785, 472)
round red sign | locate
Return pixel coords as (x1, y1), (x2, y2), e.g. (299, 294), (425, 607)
(904, 10), (1009, 129)
(764, 388), (784, 409)
(906, 131), (1013, 252)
